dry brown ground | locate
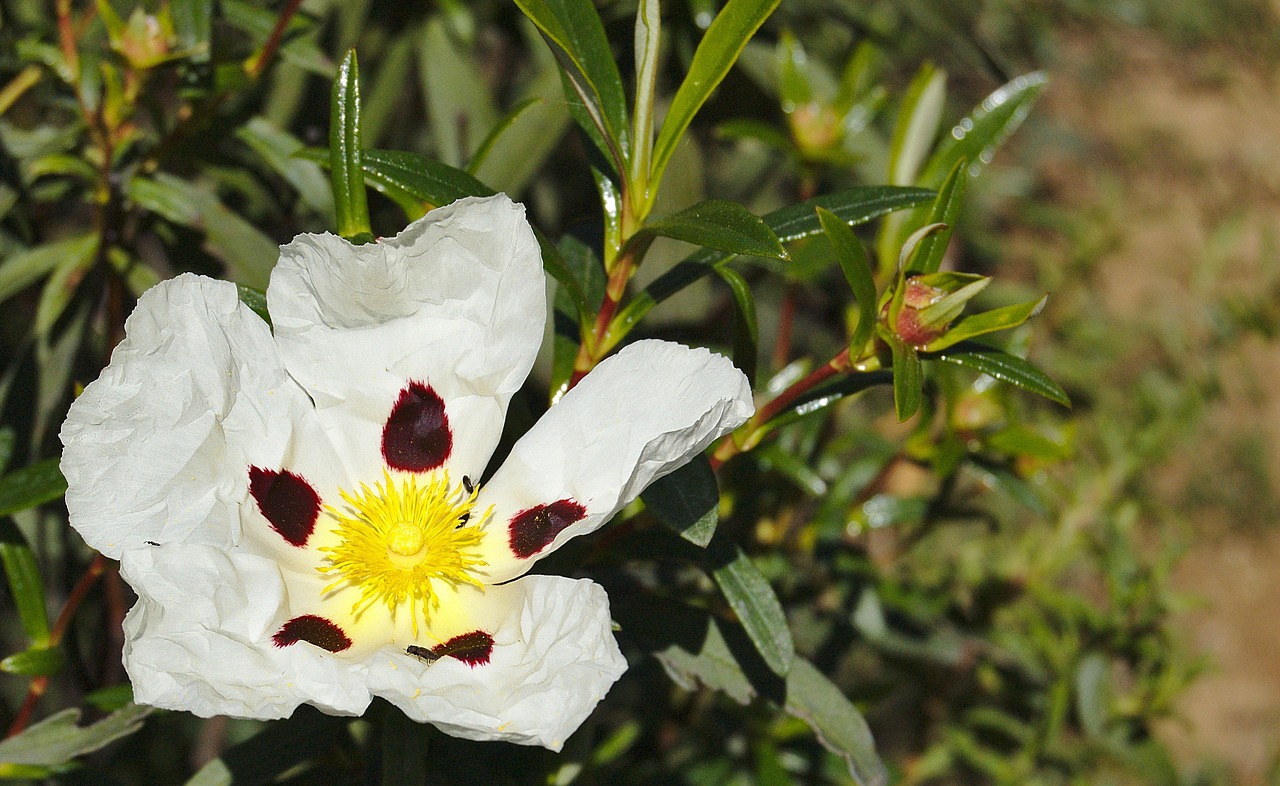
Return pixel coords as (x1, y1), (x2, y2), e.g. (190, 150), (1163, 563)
(1037, 25), (1280, 783)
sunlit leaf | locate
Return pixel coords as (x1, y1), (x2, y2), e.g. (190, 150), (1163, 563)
(889, 335), (922, 421)
(888, 62), (946, 186)
(930, 341), (1069, 406)
(0, 646), (65, 676)
(641, 200), (787, 260)
(817, 207), (876, 355)
(707, 535), (793, 676)
(0, 234), (96, 306)
(920, 71), (1049, 185)
(924, 296), (1048, 352)
(0, 459), (67, 518)
(648, 0), (780, 208)
(0, 519), (51, 646)
(330, 49), (371, 242)
(907, 157), (967, 275)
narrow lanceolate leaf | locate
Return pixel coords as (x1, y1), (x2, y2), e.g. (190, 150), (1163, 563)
(931, 341), (1070, 406)
(36, 235), (99, 338)
(888, 62), (946, 187)
(907, 158), (968, 276)
(0, 520), (51, 646)
(648, 0), (781, 209)
(330, 49), (371, 242)
(888, 335), (922, 421)
(0, 459), (67, 518)
(236, 285), (271, 325)
(297, 147), (495, 219)
(630, 0), (662, 195)
(468, 96), (545, 175)
(817, 207), (876, 356)
(0, 705), (151, 767)
(622, 599), (887, 786)
(707, 535), (794, 676)
(640, 453), (720, 547)
(0, 235), (97, 306)
(512, 0), (629, 174)
(0, 646), (65, 676)
(609, 186), (934, 339)
(237, 118), (334, 217)
(641, 200), (787, 260)
(920, 71), (1048, 185)
(716, 266), (760, 385)
(767, 186), (936, 245)
(786, 659), (888, 786)
(923, 295), (1048, 352)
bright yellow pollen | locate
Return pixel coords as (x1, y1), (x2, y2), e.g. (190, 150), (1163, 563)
(318, 470), (490, 634)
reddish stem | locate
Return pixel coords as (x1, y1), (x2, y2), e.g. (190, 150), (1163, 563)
(772, 286), (796, 371)
(246, 0), (307, 80)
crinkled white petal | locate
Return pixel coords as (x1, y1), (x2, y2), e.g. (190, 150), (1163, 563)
(476, 340), (753, 577)
(267, 194), (545, 480)
(365, 576), (626, 750)
(59, 274), (343, 560)
(121, 544), (371, 719)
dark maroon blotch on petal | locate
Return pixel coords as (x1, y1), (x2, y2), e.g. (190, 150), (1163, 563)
(508, 499), (587, 559)
(382, 382), (452, 472)
(431, 630), (495, 667)
(272, 615), (351, 653)
(249, 466), (321, 547)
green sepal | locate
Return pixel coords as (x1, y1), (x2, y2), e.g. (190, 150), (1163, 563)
(923, 295), (1048, 352)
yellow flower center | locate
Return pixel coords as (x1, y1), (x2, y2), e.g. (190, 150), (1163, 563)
(318, 470), (489, 634)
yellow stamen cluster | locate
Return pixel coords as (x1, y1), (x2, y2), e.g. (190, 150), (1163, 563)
(319, 470), (489, 634)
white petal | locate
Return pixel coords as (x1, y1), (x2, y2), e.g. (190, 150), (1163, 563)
(121, 544), (371, 719)
(59, 275), (344, 560)
(476, 340), (753, 578)
(267, 195), (545, 481)
(365, 576), (626, 749)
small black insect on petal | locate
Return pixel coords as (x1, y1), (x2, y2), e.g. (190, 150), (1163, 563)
(406, 644), (440, 664)
(462, 475), (475, 495)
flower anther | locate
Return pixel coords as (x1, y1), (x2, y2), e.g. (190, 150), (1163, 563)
(59, 194), (755, 749)
(320, 470), (489, 635)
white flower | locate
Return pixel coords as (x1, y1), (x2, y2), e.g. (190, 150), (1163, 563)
(58, 195), (754, 750)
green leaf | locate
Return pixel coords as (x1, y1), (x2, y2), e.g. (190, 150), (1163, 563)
(549, 234), (604, 399)
(766, 371), (893, 431)
(640, 453), (720, 547)
(236, 285), (271, 325)
(920, 71), (1048, 185)
(786, 658), (888, 786)
(888, 62), (946, 186)
(237, 117), (334, 218)
(0, 459), (67, 518)
(889, 336), (922, 421)
(817, 207), (876, 356)
(923, 296), (1047, 351)
(469, 96), (545, 175)
(641, 199), (787, 260)
(357, 148), (494, 206)
(0, 704), (151, 767)
(184, 707), (347, 786)
(417, 17), (499, 169)
(707, 535), (794, 676)
(621, 598), (885, 786)
(0, 234), (97, 306)
(609, 187), (933, 342)
(512, 0), (629, 174)
(1, 646), (65, 676)
(767, 186), (936, 245)
(106, 247), (161, 299)
(0, 520), (51, 646)
(128, 174), (277, 289)
(648, 0), (781, 209)
(35, 234), (99, 338)
(630, 0), (661, 194)
(907, 157), (967, 275)
(171, 0), (213, 58)
(716, 265), (759, 385)
(330, 49), (371, 242)
(930, 341), (1069, 406)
